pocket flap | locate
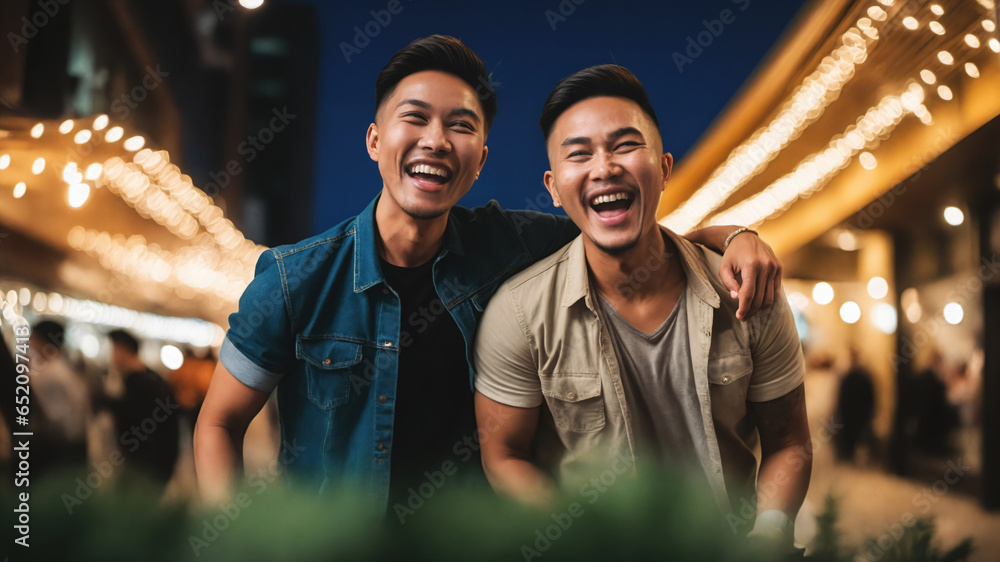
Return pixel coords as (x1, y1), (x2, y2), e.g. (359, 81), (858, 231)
(540, 374), (602, 402)
(296, 338), (363, 370)
(707, 352), (752, 385)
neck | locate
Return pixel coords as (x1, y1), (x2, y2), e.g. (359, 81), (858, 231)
(586, 227), (679, 301)
(374, 194), (449, 267)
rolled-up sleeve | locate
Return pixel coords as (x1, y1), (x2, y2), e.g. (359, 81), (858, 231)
(746, 291), (806, 402)
(223, 249), (293, 392)
(473, 286), (543, 408)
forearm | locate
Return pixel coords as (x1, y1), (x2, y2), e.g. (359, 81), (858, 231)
(684, 224), (742, 253)
(483, 455), (556, 508)
(194, 422), (244, 503)
(755, 446), (811, 518)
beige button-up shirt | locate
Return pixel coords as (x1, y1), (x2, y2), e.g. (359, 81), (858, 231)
(473, 227), (805, 513)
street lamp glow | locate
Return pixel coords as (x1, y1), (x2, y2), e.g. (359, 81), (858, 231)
(867, 277), (888, 299)
(943, 206), (964, 225)
(840, 301), (861, 324)
(943, 302), (963, 325)
(812, 282), (834, 305)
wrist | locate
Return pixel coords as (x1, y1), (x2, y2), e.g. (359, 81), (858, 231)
(724, 226), (758, 251)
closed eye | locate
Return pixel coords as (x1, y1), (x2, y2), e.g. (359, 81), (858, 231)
(615, 141), (643, 151)
(402, 112), (427, 122)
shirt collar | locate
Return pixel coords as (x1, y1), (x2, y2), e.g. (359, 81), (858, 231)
(353, 194), (465, 293)
(560, 226), (721, 309)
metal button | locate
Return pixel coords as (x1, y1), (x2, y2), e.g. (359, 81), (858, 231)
(323, 358), (331, 365)
(567, 392), (576, 400)
(722, 376), (730, 384)
(377, 395), (387, 404)
(376, 458), (382, 463)
(376, 443), (386, 451)
(383, 341), (393, 347)
(382, 288), (389, 295)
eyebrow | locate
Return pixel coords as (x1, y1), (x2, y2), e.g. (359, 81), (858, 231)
(560, 127), (643, 147)
(396, 99), (481, 123)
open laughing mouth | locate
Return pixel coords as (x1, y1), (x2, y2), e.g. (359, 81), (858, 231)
(406, 162), (453, 190)
(587, 189), (635, 222)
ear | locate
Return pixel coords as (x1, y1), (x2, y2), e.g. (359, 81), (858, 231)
(478, 144), (489, 176)
(543, 170), (561, 207)
(366, 123), (379, 162)
(660, 152), (674, 192)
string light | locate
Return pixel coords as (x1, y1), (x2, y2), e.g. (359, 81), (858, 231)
(105, 126), (124, 142)
(0, 154), (9, 169)
(30, 123), (44, 138)
(13, 182), (26, 198)
(31, 157), (45, 175)
(93, 114), (109, 131)
(59, 119), (75, 134)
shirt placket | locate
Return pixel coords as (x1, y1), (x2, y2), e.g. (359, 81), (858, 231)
(370, 284), (400, 506)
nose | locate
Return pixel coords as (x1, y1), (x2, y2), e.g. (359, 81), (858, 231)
(589, 149), (623, 181)
(418, 119), (451, 153)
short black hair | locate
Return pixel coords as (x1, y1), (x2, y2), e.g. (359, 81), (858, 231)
(539, 64), (660, 141)
(375, 34), (498, 132)
(108, 329), (139, 355)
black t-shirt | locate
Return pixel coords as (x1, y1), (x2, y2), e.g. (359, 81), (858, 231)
(380, 257), (482, 507)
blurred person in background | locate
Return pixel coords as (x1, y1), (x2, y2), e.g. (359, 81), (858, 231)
(833, 350), (875, 466)
(26, 320), (90, 477)
(103, 329), (181, 492)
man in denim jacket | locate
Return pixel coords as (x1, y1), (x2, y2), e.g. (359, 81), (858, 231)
(194, 36), (783, 515)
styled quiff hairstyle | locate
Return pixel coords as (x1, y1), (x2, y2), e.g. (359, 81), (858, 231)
(539, 64), (660, 141)
(374, 35), (498, 132)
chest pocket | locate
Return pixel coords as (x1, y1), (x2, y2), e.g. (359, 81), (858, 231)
(297, 337), (363, 410)
(539, 374), (605, 432)
(707, 352), (753, 413)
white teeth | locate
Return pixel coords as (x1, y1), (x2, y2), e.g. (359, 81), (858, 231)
(409, 163), (448, 178)
(590, 192), (632, 206)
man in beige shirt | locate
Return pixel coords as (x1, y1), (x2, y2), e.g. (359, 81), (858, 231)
(473, 65), (810, 549)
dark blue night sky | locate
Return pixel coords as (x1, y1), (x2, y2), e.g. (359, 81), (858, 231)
(283, 0), (806, 234)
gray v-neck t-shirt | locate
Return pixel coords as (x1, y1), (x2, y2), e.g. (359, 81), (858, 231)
(597, 288), (711, 476)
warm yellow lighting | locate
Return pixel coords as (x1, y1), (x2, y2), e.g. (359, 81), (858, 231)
(943, 206), (964, 225)
(31, 157), (45, 175)
(859, 152), (877, 170)
(985, 20), (997, 33)
(930, 4), (944, 15)
(30, 123), (44, 138)
(13, 182), (26, 198)
(123, 136), (145, 151)
(873, 303), (897, 334)
(937, 50), (954, 64)
(903, 17), (918, 30)
(840, 302), (861, 324)
(837, 230), (857, 251)
(990, 38), (1000, 53)
(62, 162), (83, 184)
(74, 129), (92, 144)
(68, 183), (91, 208)
(868, 277), (889, 299)
(0, 154), (9, 169)
(59, 119), (75, 134)
(943, 302), (963, 325)
(928, 21), (945, 35)
(85, 163), (103, 180)
(105, 126), (124, 142)
(93, 114), (109, 131)
(813, 282), (834, 305)
(877, 0), (894, 5)
(239, 0), (264, 7)
(920, 69), (936, 84)
(966, 63), (980, 78)
(937, 85), (953, 100)
(965, 34), (981, 48)
(867, 6), (887, 21)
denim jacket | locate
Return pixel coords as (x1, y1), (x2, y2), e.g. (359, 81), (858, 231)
(221, 195), (578, 508)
